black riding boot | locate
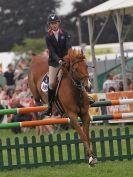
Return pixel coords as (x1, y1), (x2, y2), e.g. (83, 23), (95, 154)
(42, 87), (55, 116)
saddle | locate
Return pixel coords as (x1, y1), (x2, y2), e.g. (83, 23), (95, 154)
(41, 71), (65, 116)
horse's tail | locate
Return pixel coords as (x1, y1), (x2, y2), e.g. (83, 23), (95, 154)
(28, 67), (40, 101)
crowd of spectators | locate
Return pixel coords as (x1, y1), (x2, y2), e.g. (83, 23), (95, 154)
(0, 59), (54, 135)
(0, 59), (29, 101)
(102, 73), (133, 93)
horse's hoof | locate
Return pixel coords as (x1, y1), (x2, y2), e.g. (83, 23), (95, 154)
(39, 112), (52, 119)
(37, 112), (43, 119)
(89, 156), (97, 167)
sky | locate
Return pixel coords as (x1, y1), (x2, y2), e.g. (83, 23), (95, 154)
(57, 0), (81, 15)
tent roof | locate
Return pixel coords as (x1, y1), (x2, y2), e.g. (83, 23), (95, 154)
(81, 0), (133, 17)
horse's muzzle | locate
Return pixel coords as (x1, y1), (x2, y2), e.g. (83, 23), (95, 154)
(79, 76), (91, 90)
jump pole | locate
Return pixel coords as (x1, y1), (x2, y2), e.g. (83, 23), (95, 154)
(0, 112), (133, 129)
(0, 118), (70, 129)
(0, 99), (133, 116)
(91, 98), (133, 107)
(91, 112), (133, 121)
(0, 106), (47, 115)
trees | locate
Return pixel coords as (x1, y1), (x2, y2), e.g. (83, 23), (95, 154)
(0, 0), (60, 51)
(12, 38), (46, 54)
(63, 0), (109, 45)
(0, 0), (132, 51)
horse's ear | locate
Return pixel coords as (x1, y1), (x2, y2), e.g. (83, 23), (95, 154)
(80, 49), (86, 59)
(81, 49), (83, 56)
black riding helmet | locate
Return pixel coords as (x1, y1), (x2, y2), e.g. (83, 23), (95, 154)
(48, 14), (61, 24)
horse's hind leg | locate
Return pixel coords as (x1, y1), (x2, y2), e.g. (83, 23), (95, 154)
(82, 113), (97, 166)
(68, 111), (97, 166)
(28, 73), (42, 119)
(28, 72), (41, 102)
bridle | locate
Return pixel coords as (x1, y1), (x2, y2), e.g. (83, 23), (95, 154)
(70, 59), (90, 90)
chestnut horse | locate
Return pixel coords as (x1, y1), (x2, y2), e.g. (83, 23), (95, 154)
(28, 49), (97, 166)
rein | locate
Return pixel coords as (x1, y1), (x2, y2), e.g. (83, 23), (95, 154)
(71, 78), (85, 90)
(70, 59), (89, 90)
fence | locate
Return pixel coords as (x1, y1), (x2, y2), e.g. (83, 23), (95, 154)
(0, 127), (133, 170)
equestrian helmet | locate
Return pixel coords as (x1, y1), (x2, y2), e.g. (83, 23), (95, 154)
(48, 14), (61, 24)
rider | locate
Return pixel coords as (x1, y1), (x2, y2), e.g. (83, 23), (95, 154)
(43, 14), (72, 116)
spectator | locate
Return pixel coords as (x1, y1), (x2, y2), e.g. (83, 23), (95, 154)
(118, 81), (124, 91)
(129, 80), (133, 90)
(19, 59), (29, 78)
(14, 63), (23, 86)
(12, 85), (22, 100)
(0, 85), (6, 99)
(127, 78), (133, 90)
(4, 63), (15, 90)
(108, 86), (116, 92)
(103, 73), (118, 92)
(6, 89), (14, 99)
(0, 70), (6, 87)
(18, 83), (31, 99)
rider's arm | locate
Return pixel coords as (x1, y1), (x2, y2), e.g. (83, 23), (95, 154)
(46, 36), (60, 62)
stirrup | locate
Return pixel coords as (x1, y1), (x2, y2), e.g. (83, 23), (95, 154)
(40, 108), (52, 118)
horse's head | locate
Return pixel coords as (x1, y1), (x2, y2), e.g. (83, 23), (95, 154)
(64, 49), (91, 90)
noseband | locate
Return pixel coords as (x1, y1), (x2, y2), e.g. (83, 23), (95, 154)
(71, 59), (89, 90)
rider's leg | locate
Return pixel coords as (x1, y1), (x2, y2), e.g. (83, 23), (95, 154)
(43, 86), (55, 115)
(42, 66), (60, 116)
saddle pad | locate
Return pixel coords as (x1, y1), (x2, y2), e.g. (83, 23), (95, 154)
(40, 71), (65, 115)
(41, 72), (49, 93)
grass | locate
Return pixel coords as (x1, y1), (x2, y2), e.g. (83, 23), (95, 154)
(0, 161), (133, 177)
(0, 124), (133, 176)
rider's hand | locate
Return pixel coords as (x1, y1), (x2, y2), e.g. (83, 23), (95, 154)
(59, 59), (63, 65)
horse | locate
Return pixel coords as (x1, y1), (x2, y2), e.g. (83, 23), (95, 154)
(28, 49), (97, 166)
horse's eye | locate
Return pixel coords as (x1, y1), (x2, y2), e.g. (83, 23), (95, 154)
(75, 68), (78, 72)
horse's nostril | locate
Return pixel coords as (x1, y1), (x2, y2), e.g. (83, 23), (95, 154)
(85, 86), (92, 92)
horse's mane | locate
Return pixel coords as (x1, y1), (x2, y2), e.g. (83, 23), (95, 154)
(64, 49), (85, 61)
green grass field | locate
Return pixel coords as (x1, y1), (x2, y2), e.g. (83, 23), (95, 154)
(0, 161), (133, 177)
(0, 125), (133, 177)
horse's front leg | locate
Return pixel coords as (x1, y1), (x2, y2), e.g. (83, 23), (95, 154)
(68, 111), (96, 166)
(81, 112), (97, 166)
(35, 99), (43, 119)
